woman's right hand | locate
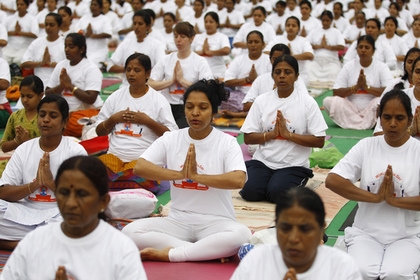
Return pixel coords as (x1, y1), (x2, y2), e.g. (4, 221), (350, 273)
(410, 106), (420, 136)
(275, 110), (290, 139)
(376, 165), (393, 203)
(181, 144), (197, 180)
(248, 64), (257, 83)
(59, 68), (73, 90)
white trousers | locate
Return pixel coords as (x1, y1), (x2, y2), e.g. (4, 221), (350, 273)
(122, 216), (252, 262)
(345, 227), (420, 280)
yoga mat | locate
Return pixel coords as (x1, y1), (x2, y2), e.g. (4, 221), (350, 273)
(0, 250), (11, 274)
(324, 200), (358, 246)
(143, 255), (240, 280)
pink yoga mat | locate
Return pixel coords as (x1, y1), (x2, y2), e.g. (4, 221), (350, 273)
(143, 256), (240, 280)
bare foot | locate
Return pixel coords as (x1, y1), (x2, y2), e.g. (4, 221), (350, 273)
(220, 257), (230, 263)
(140, 247), (172, 262)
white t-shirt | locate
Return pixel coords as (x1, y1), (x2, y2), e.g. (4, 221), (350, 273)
(265, 35), (314, 85)
(141, 128), (246, 223)
(185, 13), (205, 34)
(402, 31), (420, 49)
(47, 58), (104, 111)
(343, 39), (397, 70)
(219, 9), (246, 38)
(0, 57), (10, 104)
(0, 23), (7, 57)
(333, 58), (392, 111)
(342, 25), (365, 44)
(224, 53), (271, 94)
(240, 88), (328, 169)
(96, 86), (178, 162)
(231, 244), (363, 280)
(266, 12), (290, 35)
(107, 35), (166, 86)
(299, 16), (322, 37)
(75, 14), (113, 66)
(192, 32), (230, 78)
(242, 72), (308, 104)
(21, 36), (66, 89)
(233, 21), (276, 46)
(332, 16), (350, 34)
(0, 220), (147, 280)
(144, 0), (177, 30)
(154, 29), (177, 53)
(307, 27), (345, 60)
(331, 136), (420, 244)
(371, 7), (390, 23)
(150, 51), (213, 105)
(377, 34), (409, 72)
(176, 5), (194, 21)
(0, 137), (87, 225)
(4, 12), (39, 51)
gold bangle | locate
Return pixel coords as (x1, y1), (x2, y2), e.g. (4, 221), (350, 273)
(263, 132), (266, 142)
(14, 138), (19, 145)
(289, 131), (292, 140)
(71, 86), (78, 95)
(27, 183), (32, 195)
(102, 120), (110, 130)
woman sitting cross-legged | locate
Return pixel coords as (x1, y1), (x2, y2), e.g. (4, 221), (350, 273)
(239, 54), (327, 204)
(0, 95), (87, 250)
(323, 35), (392, 130)
(122, 79), (252, 262)
(96, 53), (178, 193)
(0, 156), (147, 280)
(326, 89), (420, 279)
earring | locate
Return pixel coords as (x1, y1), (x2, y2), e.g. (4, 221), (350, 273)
(100, 208), (105, 213)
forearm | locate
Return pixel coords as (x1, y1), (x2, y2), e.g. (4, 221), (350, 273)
(45, 85), (64, 95)
(225, 77), (249, 88)
(0, 80), (10, 91)
(325, 173), (380, 202)
(0, 39), (7, 47)
(108, 64), (124, 73)
(87, 33), (111, 39)
(386, 196), (420, 211)
(293, 52), (314, 61)
(0, 182), (36, 202)
(207, 47), (231, 56)
(73, 89), (98, 104)
(245, 131), (324, 147)
(333, 87), (355, 98)
(325, 45), (345, 51)
(21, 61), (49, 69)
(233, 42), (247, 49)
(368, 86), (385, 97)
(148, 78), (174, 91)
(143, 119), (170, 137)
(134, 158), (184, 181)
(1, 139), (20, 153)
(96, 119), (115, 135)
(118, 27), (133, 35)
(190, 170), (246, 190)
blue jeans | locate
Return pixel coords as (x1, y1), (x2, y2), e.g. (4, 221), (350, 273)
(240, 160), (313, 203)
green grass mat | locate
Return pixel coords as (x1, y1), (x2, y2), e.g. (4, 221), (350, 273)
(325, 200), (357, 246)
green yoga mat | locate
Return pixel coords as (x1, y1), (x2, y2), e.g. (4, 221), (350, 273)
(325, 200), (358, 246)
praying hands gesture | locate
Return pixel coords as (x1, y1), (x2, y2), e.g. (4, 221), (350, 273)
(55, 266), (68, 280)
(33, 152), (55, 193)
(283, 268), (297, 280)
(410, 106), (420, 136)
(356, 69), (368, 91)
(375, 165), (395, 204)
(273, 110), (292, 141)
(181, 143), (198, 180)
(41, 47), (55, 68)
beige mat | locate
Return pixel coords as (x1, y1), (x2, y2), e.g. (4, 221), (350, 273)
(158, 168), (348, 232)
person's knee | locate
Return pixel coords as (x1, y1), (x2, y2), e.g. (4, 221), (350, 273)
(380, 265), (419, 279)
(239, 184), (266, 202)
(323, 96), (333, 113)
(266, 184), (295, 204)
(357, 261), (380, 280)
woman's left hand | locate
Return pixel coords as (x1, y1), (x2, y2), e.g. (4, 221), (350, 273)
(124, 110), (150, 125)
(15, 125), (30, 144)
(174, 61), (184, 82)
